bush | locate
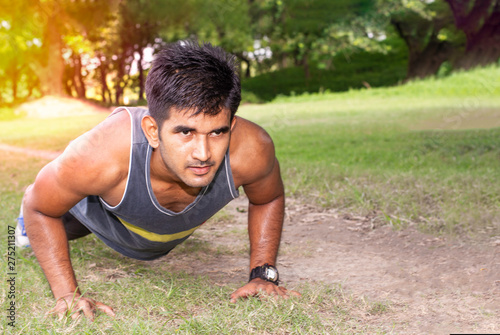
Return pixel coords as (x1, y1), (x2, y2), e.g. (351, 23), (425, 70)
(242, 50), (407, 102)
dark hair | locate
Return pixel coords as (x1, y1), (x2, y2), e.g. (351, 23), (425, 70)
(145, 41), (241, 127)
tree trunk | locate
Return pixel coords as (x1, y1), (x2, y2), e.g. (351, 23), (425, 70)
(406, 40), (454, 79)
(138, 49), (145, 101)
(35, 10), (64, 96)
(73, 54), (86, 99)
(114, 54), (125, 105)
(446, 0), (500, 69)
(235, 53), (251, 78)
(26, 75), (37, 99)
(392, 19), (454, 80)
(302, 54), (310, 80)
(63, 65), (73, 96)
(9, 64), (19, 102)
(456, 8), (500, 69)
(97, 54), (111, 103)
(454, 37), (500, 69)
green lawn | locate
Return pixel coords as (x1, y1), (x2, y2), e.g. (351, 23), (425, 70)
(0, 113), (107, 151)
(1, 153), (384, 334)
(239, 65), (500, 236)
(1, 65), (499, 333)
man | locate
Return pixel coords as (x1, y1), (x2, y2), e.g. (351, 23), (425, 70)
(20, 41), (298, 321)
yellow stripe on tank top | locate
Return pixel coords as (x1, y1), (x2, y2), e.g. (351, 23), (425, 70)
(117, 217), (200, 242)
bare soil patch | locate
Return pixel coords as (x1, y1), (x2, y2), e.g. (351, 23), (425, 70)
(15, 95), (112, 118)
(165, 196), (500, 334)
(0, 143), (61, 160)
(413, 107), (500, 131)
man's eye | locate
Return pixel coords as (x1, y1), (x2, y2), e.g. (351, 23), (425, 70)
(181, 130), (191, 136)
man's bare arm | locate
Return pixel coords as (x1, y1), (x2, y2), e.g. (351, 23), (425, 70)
(23, 165), (116, 320)
(229, 118), (300, 301)
(23, 112), (129, 320)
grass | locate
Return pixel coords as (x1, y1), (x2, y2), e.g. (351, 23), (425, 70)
(0, 152), (387, 334)
(0, 114), (107, 151)
(1, 64), (499, 333)
(8, 240), (384, 334)
(0, 153), (390, 334)
(238, 65), (500, 237)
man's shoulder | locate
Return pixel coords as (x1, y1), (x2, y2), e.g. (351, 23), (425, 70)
(53, 108), (132, 189)
(230, 117), (273, 149)
(69, 108), (131, 156)
(229, 117), (276, 187)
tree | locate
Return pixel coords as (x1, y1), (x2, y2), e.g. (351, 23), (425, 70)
(445, 0), (500, 68)
(189, 0), (253, 78)
(1, 0), (117, 99)
(249, 0), (374, 79)
(112, 0), (194, 104)
(62, 0), (118, 99)
(375, 0), (463, 80)
(0, 1), (40, 104)
(390, 0), (458, 79)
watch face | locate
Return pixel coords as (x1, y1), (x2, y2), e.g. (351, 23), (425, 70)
(265, 268), (278, 281)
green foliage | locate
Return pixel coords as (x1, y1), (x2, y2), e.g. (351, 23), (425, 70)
(190, 0), (253, 53)
(0, 1), (41, 104)
(242, 47), (407, 101)
(1, 0), (498, 112)
(249, 0), (383, 76)
(0, 107), (23, 121)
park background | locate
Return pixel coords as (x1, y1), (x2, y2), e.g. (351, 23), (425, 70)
(1, 0), (499, 333)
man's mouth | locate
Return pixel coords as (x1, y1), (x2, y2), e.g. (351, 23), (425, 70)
(188, 165), (212, 175)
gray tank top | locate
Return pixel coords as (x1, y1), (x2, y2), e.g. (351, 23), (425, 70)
(69, 107), (239, 260)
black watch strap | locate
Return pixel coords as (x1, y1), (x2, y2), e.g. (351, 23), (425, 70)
(249, 263), (279, 285)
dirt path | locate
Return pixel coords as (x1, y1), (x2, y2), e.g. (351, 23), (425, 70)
(281, 198), (500, 334)
(3, 141), (499, 334)
(166, 196), (500, 334)
(0, 143), (61, 160)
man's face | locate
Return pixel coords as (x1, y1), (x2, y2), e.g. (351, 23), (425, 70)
(156, 108), (234, 188)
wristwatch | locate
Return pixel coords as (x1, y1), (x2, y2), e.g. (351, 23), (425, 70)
(249, 263), (279, 285)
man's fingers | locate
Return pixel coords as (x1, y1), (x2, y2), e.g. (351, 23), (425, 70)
(70, 310), (82, 321)
(96, 301), (116, 318)
(46, 296), (114, 321)
(230, 287), (253, 303)
(80, 301), (95, 321)
(266, 285), (280, 297)
(231, 282), (301, 303)
(47, 305), (65, 320)
(276, 286), (290, 298)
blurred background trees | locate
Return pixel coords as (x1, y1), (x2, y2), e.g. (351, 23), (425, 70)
(1, 0), (498, 106)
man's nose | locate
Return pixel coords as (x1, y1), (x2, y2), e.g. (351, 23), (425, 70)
(192, 135), (211, 162)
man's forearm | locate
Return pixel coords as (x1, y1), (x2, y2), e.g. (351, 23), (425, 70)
(24, 206), (80, 299)
(247, 193), (285, 269)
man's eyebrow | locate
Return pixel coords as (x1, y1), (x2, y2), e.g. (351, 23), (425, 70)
(173, 125), (196, 133)
(172, 125), (230, 134)
(213, 126), (230, 133)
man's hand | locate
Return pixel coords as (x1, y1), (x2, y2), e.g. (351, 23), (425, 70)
(47, 293), (115, 321)
(230, 278), (301, 303)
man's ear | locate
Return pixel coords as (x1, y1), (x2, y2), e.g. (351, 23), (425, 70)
(230, 116), (237, 131)
(141, 115), (160, 148)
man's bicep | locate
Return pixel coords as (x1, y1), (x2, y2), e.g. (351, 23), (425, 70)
(243, 157), (284, 206)
(25, 161), (90, 218)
